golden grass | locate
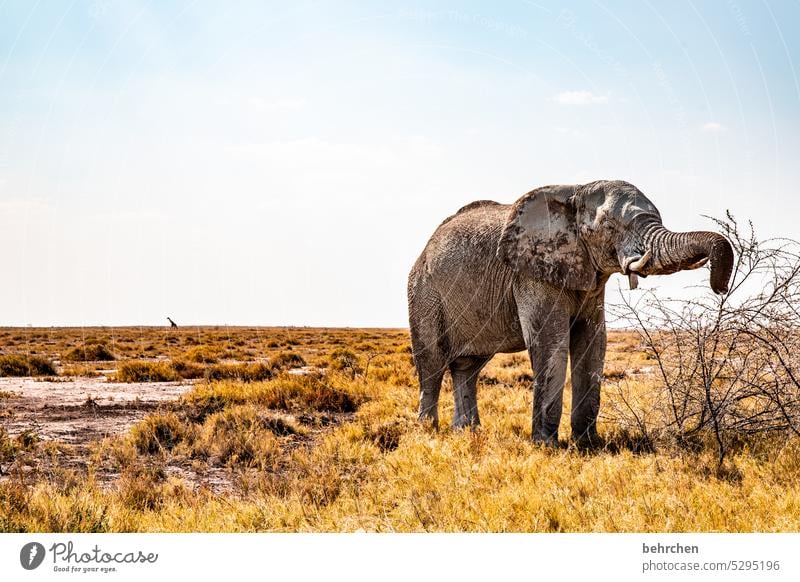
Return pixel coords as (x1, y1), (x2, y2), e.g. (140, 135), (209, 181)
(62, 343), (115, 362)
(0, 354), (56, 377)
(1, 327), (799, 532)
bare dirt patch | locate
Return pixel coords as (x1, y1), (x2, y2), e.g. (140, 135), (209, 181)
(0, 377), (194, 445)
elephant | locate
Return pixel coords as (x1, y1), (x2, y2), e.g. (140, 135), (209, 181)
(407, 180), (734, 445)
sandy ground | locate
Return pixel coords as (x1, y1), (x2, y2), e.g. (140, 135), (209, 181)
(0, 377), (194, 444)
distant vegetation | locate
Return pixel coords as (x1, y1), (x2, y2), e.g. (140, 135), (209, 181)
(0, 354), (56, 377)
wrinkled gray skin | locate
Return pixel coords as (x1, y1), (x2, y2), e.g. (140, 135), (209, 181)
(407, 180), (734, 445)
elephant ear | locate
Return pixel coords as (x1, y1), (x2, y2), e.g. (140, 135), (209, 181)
(497, 186), (596, 291)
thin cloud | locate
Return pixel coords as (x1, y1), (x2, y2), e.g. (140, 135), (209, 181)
(556, 90), (609, 105)
(701, 122), (725, 132)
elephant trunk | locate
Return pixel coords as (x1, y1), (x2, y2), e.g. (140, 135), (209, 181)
(631, 224), (734, 294)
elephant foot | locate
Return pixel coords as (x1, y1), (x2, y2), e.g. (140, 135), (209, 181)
(418, 411), (440, 430)
(532, 433), (559, 447)
(571, 430), (602, 451)
(451, 414), (480, 430)
(532, 419), (560, 446)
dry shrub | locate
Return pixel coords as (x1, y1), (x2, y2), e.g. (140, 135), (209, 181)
(114, 361), (179, 382)
(0, 428), (42, 477)
(271, 351), (306, 369)
(394, 343), (413, 354)
(62, 344), (115, 362)
(366, 355), (415, 386)
(114, 359), (206, 382)
(186, 375), (366, 414)
(364, 420), (405, 452)
(0, 481), (30, 529)
(130, 412), (189, 454)
(328, 348), (361, 377)
(14, 489), (110, 532)
(183, 345), (224, 364)
(611, 214), (800, 466)
(0, 428), (18, 472)
(285, 430), (378, 507)
(169, 359), (206, 380)
(204, 362), (275, 383)
(115, 464), (188, 512)
(260, 377), (362, 412)
(116, 464), (167, 511)
(194, 405), (282, 468)
(260, 413), (304, 436)
(0, 354), (56, 377)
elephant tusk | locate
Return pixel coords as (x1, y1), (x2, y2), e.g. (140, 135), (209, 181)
(687, 256), (709, 270)
(628, 272), (639, 290)
(628, 250), (652, 273)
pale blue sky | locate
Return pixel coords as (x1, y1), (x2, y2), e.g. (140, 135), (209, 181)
(1, 1), (798, 326)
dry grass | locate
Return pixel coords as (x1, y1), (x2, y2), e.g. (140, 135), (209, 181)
(203, 362), (275, 383)
(113, 361), (182, 382)
(0, 354), (56, 377)
(1, 326), (799, 532)
(271, 351), (307, 369)
(62, 343), (115, 362)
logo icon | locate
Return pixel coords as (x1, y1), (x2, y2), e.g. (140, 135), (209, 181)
(20, 542), (46, 570)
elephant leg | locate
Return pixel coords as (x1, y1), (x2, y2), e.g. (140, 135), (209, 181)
(527, 315), (570, 445)
(409, 290), (449, 427)
(417, 361), (445, 427)
(450, 356), (489, 428)
(569, 315), (606, 445)
(413, 345), (446, 427)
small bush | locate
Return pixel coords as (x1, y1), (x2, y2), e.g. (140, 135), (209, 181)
(204, 362), (275, 383)
(271, 351), (306, 369)
(194, 405), (282, 468)
(329, 348), (361, 377)
(115, 464), (188, 511)
(185, 376), (366, 414)
(261, 413), (304, 436)
(130, 412), (189, 454)
(0, 429), (39, 474)
(0, 428), (17, 468)
(183, 346), (222, 364)
(169, 359), (206, 380)
(62, 344), (115, 362)
(365, 421), (404, 452)
(114, 361), (179, 382)
(0, 354), (56, 377)
(260, 377), (362, 412)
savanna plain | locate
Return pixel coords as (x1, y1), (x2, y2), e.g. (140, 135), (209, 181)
(1, 325), (799, 532)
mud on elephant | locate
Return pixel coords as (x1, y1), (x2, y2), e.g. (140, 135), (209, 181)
(407, 180), (734, 445)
